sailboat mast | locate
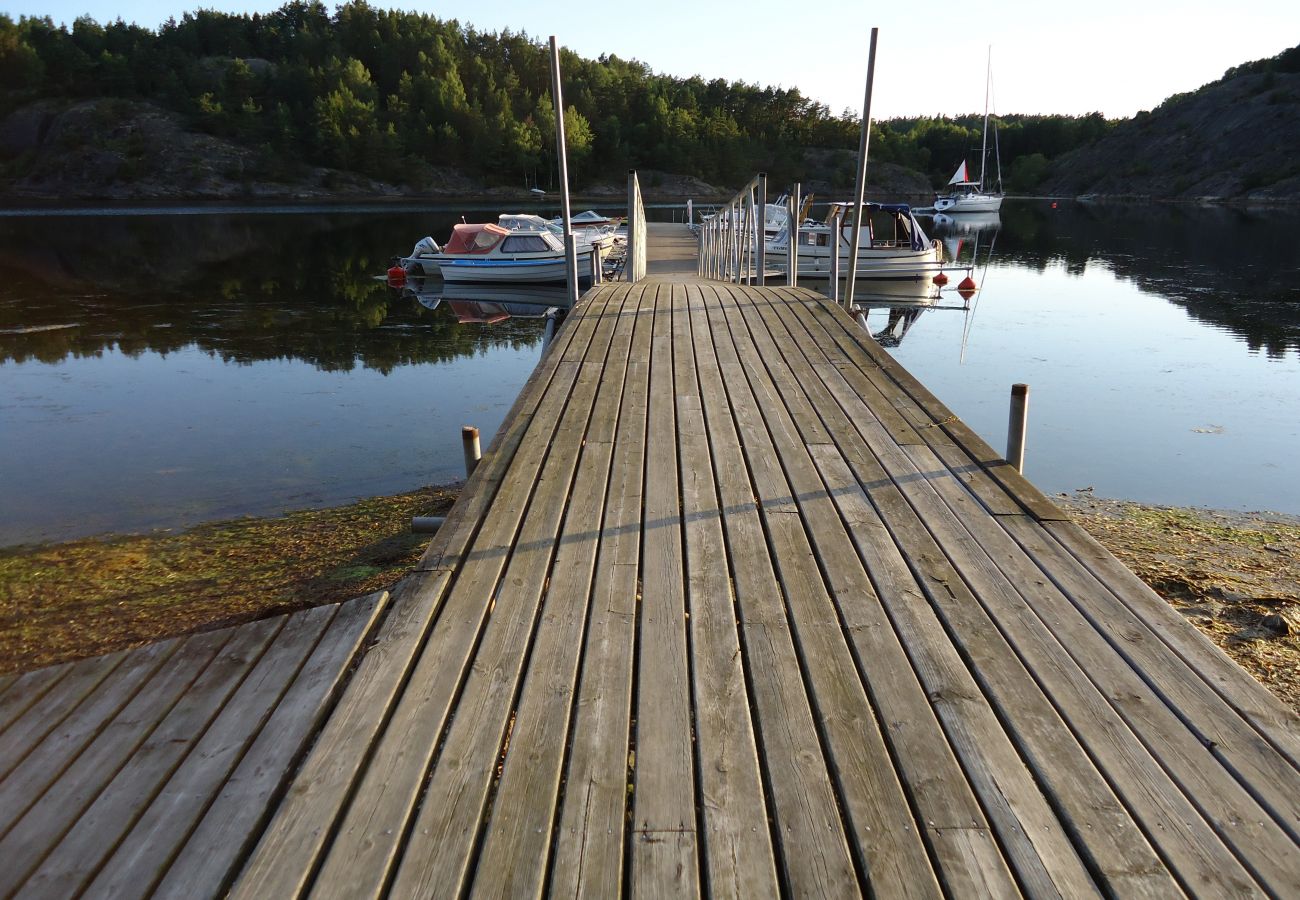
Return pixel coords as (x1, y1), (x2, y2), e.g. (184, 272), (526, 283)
(979, 46), (991, 192)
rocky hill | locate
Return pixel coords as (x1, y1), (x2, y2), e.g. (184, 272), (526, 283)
(0, 98), (734, 204)
(1040, 55), (1300, 202)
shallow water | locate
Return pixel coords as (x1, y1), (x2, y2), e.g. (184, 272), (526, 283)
(1, 201), (1297, 546)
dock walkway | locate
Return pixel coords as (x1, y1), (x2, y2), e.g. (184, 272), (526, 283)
(2, 224), (1298, 897)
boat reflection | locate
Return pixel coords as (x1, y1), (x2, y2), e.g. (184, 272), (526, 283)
(931, 211), (1002, 234)
(400, 278), (572, 326)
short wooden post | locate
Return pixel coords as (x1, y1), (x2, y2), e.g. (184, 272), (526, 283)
(1007, 383), (1029, 472)
(462, 425), (481, 478)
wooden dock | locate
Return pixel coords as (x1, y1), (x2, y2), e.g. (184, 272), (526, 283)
(2, 223), (1298, 897)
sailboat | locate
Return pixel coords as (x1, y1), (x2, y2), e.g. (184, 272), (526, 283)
(934, 49), (1004, 214)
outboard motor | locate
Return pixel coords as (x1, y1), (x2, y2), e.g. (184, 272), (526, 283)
(412, 236), (440, 257)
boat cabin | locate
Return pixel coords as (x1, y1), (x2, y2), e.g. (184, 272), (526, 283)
(444, 222), (565, 256)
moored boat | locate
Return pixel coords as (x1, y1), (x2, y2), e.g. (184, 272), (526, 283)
(766, 201), (946, 282)
(404, 222), (594, 284)
(933, 49), (1004, 214)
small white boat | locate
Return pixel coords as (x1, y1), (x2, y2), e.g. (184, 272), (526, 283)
(498, 213), (616, 250)
(415, 222), (594, 284)
(766, 202), (946, 282)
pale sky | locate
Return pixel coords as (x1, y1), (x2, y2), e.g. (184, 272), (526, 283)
(5, 0), (1296, 120)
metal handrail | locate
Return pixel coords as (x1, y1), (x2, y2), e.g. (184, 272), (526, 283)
(625, 170), (647, 283)
(696, 173), (767, 284)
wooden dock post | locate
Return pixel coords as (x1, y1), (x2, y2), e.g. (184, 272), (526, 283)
(462, 425), (481, 478)
(1007, 383), (1029, 472)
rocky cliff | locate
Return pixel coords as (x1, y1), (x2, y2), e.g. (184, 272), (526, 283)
(1040, 62), (1300, 203)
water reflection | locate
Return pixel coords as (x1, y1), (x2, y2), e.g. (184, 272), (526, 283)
(994, 202), (1300, 358)
(0, 208), (569, 545)
(0, 212), (546, 371)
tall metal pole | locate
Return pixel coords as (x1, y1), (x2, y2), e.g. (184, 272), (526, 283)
(828, 209), (841, 304)
(980, 45), (991, 192)
(549, 36), (579, 307)
(785, 185), (795, 288)
(756, 173), (767, 286)
(843, 26), (879, 309)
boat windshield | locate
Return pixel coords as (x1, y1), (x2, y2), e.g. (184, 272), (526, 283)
(444, 223), (509, 255)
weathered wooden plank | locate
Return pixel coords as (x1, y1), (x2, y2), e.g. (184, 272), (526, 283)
(671, 281), (779, 899)
(152, 591), (387, 900)
(230, 289), (620, 900)
(897, 440), (1296, 892)
(403, 282), (636, 899)
(628, 283), (700, 899)
(303, 286), (628, 899)
(85, 602), (350, 900)
(418, 284), (620, 573)
(735, 285), (1099, 898)
(0, 628), (231, 896)
(0, 642), (177, 839)
(771, 288), (1263, 896)
(705, 285), (943, 898)
(794, 290), (1065, 522)
(997, 513), (1300, 830)
(19, 616), (286, 897)
(0, 662), (73, 735)
(720, 285), (1029, 897)
(0, 650), (127, 783)
(549, 284), (655, 899)
(1046, 519), (1300, 770)
(691, 284), (861, 897)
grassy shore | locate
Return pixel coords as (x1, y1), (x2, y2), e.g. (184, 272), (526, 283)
(0, 487), (455, 673)
(2, 488), (1297, 714)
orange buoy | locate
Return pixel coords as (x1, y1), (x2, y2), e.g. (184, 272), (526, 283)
(1051, 201), (1058, 209)
(386, 264), (407, 286)
(957, 275), (977, 299)
(932, 271), (949, 286)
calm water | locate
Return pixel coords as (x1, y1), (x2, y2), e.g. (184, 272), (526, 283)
(1, 201), (1297, 546)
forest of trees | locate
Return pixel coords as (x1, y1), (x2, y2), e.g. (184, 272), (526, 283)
(0, 2), (1116, 191)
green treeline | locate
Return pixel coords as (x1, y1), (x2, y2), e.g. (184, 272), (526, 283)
(1, 1), (1113, 190)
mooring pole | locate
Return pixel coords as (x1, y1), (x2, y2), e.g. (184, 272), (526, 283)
(843, 26), (879, 308)
(754, 171), (759, 284)
(828, 209), (842, 304)
(788, 183), (800, 288)
(1007, 383), (1029, 472)
(549, 36), (579, 308)
(462, 425), (481, 478)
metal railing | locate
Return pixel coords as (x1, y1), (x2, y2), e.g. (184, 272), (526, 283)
(625, 170), (647, 283)
(696, 173), (768, 284)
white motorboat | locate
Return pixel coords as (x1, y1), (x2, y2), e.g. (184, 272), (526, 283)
(766, 201), (946, 282)
(498, 213), (616, 250)
(408, 222), (594, 284)
(933, 49), (1004, 214)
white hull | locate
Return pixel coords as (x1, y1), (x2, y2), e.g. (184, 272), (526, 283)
(766, 243), (944, 281)
(436, 250), (594, 284)
(933, 192), (1003, 213)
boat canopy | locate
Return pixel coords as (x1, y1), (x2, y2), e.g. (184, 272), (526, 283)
(824, 202), (931, 251)
(444, 223), (510, 255)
